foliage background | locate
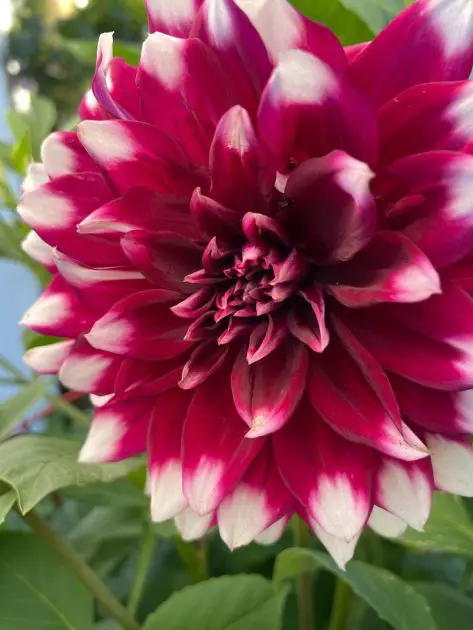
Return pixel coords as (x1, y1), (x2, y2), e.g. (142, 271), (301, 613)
(0, 1), (471, 630)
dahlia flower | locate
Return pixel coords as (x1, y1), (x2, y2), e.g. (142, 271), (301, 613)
(19, 0), (473, 568)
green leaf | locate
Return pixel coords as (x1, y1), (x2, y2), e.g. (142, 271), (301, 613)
(412, 582), (473, 629)
(0, 378), (48, 440)
(341, 0), (405, 33)
(61, 38), (141, 67)
(0, 532), (92, 629)
(63, 479), (147, 508)
(0, 490), (16, 525)
(290, 0), (373, 44)
(0, 435), (142, 512)
(6, 95), (56, 162)
(398, 493), (473, 558)
(143, 575), (289, 630)
(11, 132), (31, 176)
(274, 548), (436, 630)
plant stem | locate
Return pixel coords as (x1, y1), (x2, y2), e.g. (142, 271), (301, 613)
(328, 578), (351, 630)
(461, 559), (473, 592)
(128, 520), (156, 617)
(19, 508), (141, 630)
(44, 392), (90, 428)
(294, 518), (315, 630)
(174, 536), (208, 583)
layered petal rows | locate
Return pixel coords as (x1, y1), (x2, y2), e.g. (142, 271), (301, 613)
(20, 0), (473, 567)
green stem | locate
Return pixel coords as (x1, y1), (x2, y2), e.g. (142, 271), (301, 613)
(128, 520), (156, 617)
(294, 518), (315, 630)
(174, 537), (208, 583)
(19, 508), (140, 630)
(44, 392), (90, 429)
(328, 579), (351, 630)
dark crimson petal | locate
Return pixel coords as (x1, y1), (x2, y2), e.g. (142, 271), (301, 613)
(209, 106), (274, 213)
(242, 212), (289, 248)
(390, 373), (473, 435)
(171, 287), (216, 319)
(349, 0), (473, 108)
(182, 365), (265, 514)
(274, 400), (374, 541)
(378, 151), (473, 268)
(239, 0), (347, 70)
(79, 397), (155, 463)
(217, 445), (294, 549)
(287, 288), (329, 352)
(190, 188), (243, 244)
(343, 282), (473, 390)
(145, 0), (203, 36)
(114, 355), (187, 400)
(121, 230), (201, 294)
(179, 341), (229, 389)
(326, 231), (441, 307)
(138, 33), (236, 165)
(58, 337), (121, 395)
(308, 326), (429, 460)
(285, 151), (376, 263)
(231, 337), (308, 438)
(195, 0), (272, 114)
(378, 81), (473, 164)
(79, 189), (202, 242)
(148, 387), (193, 522)
(86, 289), (193, 360)
(246, 314), (288, 363)
(258, 51), (378, 171)
(21, 275), (94, 338)
(77, 120), (206, 196)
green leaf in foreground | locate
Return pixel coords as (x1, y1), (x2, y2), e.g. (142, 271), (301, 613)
(143, 575), (289, 630)
(341, 0), (405, 33)
(0, 532), (92, 630)
(398, 493), (473, 559)
(0, 377), (47, 440)
(290, 0), (373, 44)
(412, 582), (473, 629)
(0, 490), (16, 524)
(0, 435), (142, 512)
(274, 548), (435, 630)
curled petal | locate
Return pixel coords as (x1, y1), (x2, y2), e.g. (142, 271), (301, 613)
(179, 341), (229, 389)
(232, 337), (308, 438)
(247, 314), (288, 364)
(287, 287), (329, 352)
(190, 188), (243, 243)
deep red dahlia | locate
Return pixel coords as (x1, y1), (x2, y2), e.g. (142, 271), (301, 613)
(19, 0), (473, 567)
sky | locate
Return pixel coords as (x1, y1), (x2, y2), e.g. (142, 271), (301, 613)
(0, 37), (37, 401)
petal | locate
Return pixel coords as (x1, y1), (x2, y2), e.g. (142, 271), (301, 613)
(258, 50), (377, 171)
(368, 507), (408, 539)
(179, 341), (229, 389)
(344, 282), (473, 390)
(378, 81), (473, 164)
(310, 519), (359, 570)
(209, 105), (274, 213)
(21, 163), (48, 193)
(182, 365), (265, 515)
(148, 387), (192, 522)
(285, 151), (376, 263)
(390, 374), (473, 435)
(137, 33), (235, 164)
(217, 446), (293, 549)
(41, 131), (98, 178)
(114, 355), (186, 400)
(374, 458), (433, 531)
(77, 119), (204, 196)
(274, 401), (373, 541)
(79, 398), (154, 463)
(326, 232), (441, 307)
(86, 289), (193, 360)
(190, 188), (243, 243)
(21, 232), (55, 271)
(145, 0), (203, 36)
(307, 327), (428, 461)
(236, 0), (346, 69)
(58, 337), (121, 394)
(121, 231), (201, 294)
(349, 0), (473, 108)
(195, 0), (271, 113)
(254, 517), (288, 545)
(287, 287), (329, 352)
(426, 433), (473, 496)
(23, 340), (74, 375)
(231, 337), (308, 438)
(379, 151), (473, 268)
(174, 507), (214, 541)
(246, 314), (288, 364)
(21, 275), (94, 338)
(79, 189), (201, 242)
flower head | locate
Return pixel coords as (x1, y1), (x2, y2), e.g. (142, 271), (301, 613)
(19, 0), (473, 567)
